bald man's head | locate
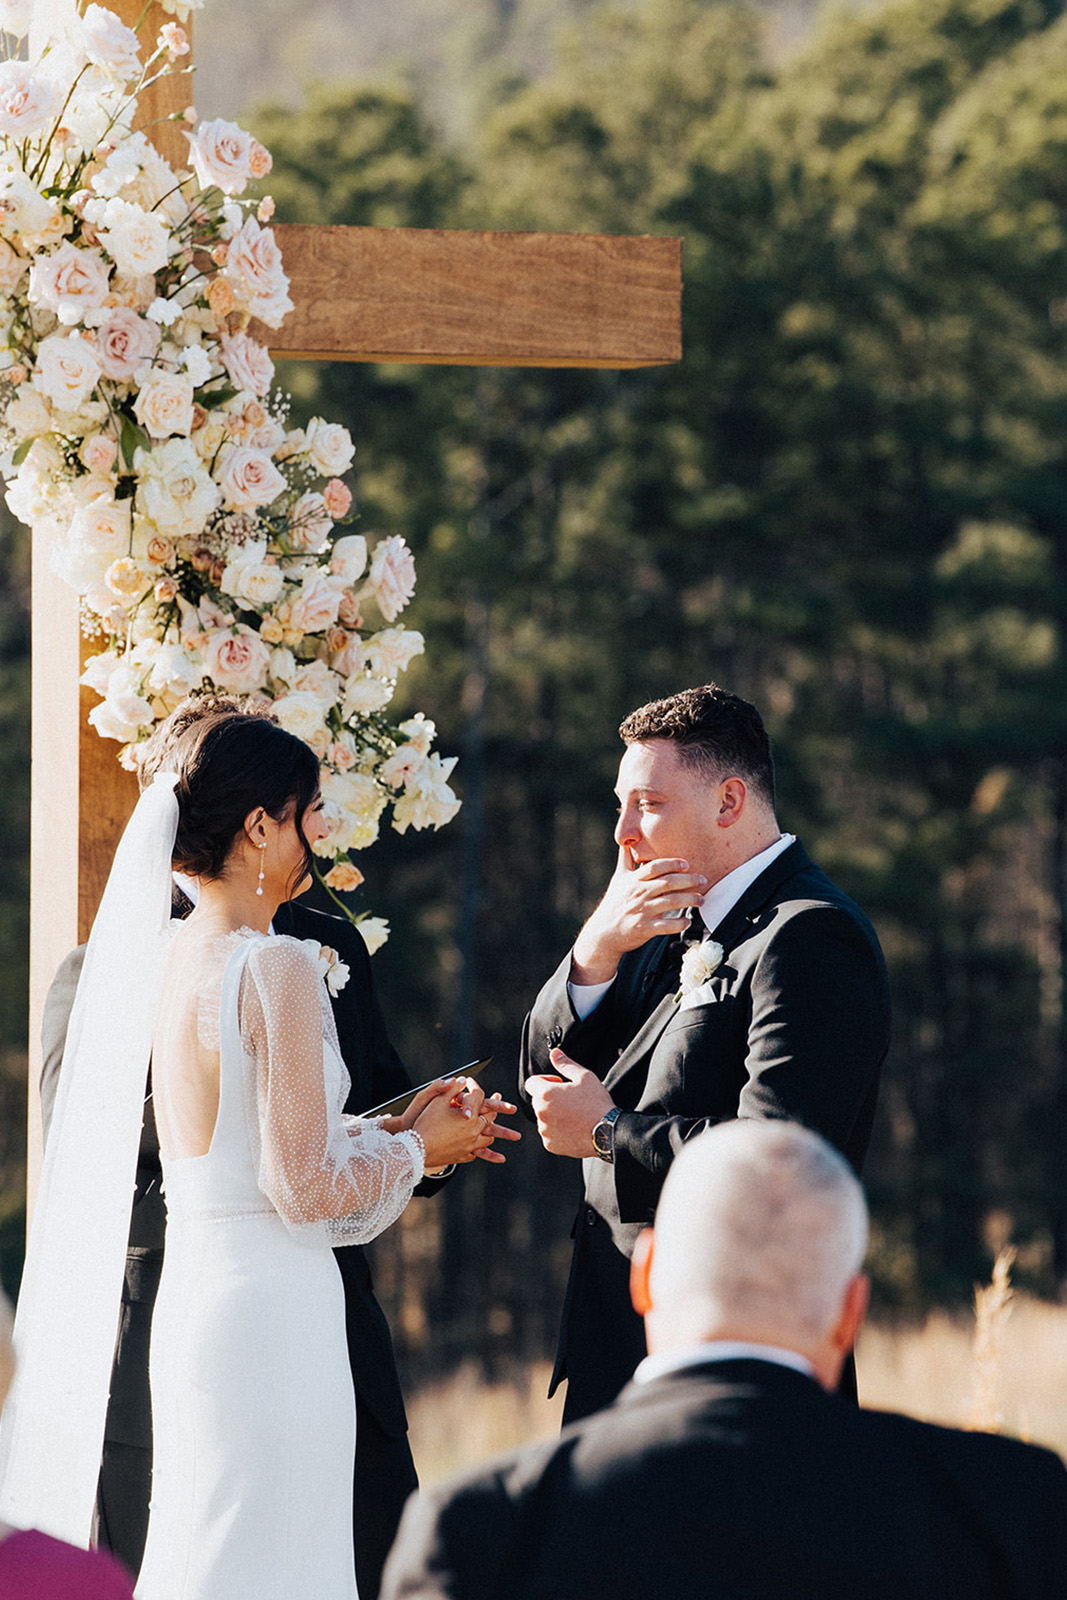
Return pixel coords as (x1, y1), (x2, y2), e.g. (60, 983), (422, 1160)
(634, 1121), (869, 1386)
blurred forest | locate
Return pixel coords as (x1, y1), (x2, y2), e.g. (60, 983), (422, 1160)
(7, 0), (1067, 1385)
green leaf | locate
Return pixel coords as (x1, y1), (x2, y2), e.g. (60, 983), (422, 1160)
(10, 438), (32, 468)
(118, 414), (151, 471)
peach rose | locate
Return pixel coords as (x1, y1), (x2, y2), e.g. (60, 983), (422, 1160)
(80, 434), (119, 474)
(323, 478), (352, 518)
(324, 861), (364, 893)
(133, 370), (195, 440)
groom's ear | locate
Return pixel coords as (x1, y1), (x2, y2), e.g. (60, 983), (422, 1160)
(630, 1228), (655, 1317)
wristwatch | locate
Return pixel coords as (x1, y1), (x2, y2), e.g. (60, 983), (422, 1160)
(591, 1106), (621, 1163)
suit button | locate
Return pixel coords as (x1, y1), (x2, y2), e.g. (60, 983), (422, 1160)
(585, 1208), (599, 1227)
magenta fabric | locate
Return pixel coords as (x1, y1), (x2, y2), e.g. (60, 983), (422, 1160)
(0, 1530), (134, 1599)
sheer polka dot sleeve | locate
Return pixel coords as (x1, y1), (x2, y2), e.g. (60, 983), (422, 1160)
(237, 936), (423, 1245)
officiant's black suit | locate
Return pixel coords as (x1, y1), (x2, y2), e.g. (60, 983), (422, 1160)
(41, 900), (438, 1599)
(380, 1357), (1067, 1600)
(519, 841), (891, 1420)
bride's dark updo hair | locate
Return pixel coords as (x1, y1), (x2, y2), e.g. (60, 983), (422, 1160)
(168, 709), (322, 890)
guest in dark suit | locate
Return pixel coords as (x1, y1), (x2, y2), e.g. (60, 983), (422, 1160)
(40, 696), (518, 1598)
(520, 683), (891, 1422)
(381, 1121), (1067, 1600)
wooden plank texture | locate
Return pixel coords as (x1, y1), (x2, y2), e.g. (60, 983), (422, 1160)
(256, 225), (682, 368)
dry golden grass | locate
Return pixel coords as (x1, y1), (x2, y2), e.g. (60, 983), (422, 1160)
(857, 1293), (1067, 1458)
(407, 1295), (1067, 1486)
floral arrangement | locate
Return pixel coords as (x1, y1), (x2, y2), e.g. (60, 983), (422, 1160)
(0, 0), (459, 948)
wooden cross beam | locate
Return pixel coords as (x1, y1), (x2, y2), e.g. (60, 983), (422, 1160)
(27, 1), (682, 1199)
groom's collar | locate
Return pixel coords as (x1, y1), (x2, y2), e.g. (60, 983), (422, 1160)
(697, 833), (795, 937)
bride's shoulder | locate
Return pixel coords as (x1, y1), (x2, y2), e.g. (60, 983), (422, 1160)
(243, 931), (322, 986)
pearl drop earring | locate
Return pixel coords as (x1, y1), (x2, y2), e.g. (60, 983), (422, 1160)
(256, 839), (266, 896)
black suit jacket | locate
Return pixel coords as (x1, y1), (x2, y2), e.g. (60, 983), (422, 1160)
(381, 1358), (1067, 1600)
(519, 841), (891, 1415)
(40, 900), (438, 1446)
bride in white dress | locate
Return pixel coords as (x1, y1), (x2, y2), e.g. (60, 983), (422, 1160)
(0, 710), (493, 1599)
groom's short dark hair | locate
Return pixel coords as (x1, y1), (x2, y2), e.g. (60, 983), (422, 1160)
(620, 685), (776, 812)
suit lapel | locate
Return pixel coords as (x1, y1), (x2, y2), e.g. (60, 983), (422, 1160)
(707, 839), (812, 955)
(602, 842), (814, 1094)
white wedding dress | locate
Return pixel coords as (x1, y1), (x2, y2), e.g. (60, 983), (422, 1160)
(134, 927), (424, 1600)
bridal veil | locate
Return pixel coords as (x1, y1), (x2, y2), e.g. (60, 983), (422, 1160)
(0, 774), (178, 1544)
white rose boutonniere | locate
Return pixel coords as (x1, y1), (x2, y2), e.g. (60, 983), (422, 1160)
(303, 939), (350, 997)
(675, 940), (725, 1004)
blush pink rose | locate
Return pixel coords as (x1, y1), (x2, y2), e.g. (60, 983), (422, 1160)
(224, 217), (293, 329)
(96, 305), (160, 381)
(29, 241), (111, 324)
(219, 331), (274, 397)
(289, 573), (342, 635)
(0, 62), (54, 137)
(218, 445), (287, 510)
(186, 117), (257, 195)
(80, 434), (118, 474)
(203, 628), (271, 692)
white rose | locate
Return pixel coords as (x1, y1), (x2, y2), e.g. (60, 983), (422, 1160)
(203, 627), (271, 692)
(185, 117), (256, 195)
(99, 198), (171, 277)
(0, 0), (32, 38)
(342, 675), (394, 717)
(270, 691), (328, 743)
(303, 417), (355, 477)
(269, 646), (297, 685)
(363, 627), (425, 679)
(146, 642), (203, 700)
(397, 713), (436, 758)
(32, 333), (101, 409)
(329, 534), (367, 585)
(291, 658), (340, 704)
(392, 753), (461, 834)
(71, 495), (131, 558)
(219, 331), (274, 397)
(364, 535), (416, 621)
(88, 666), (155, 742)
(133, 370), (195, 440)
(79, 4), (142, 78)
(356, 917), (390, 955)
(5, 388), (51, 441)
(220, 540), (285, 608)
(0, 165), (54, 240)
(135, 439), (221, 536)
(0, 62), (55, 136)
(217, 445), (286, 510)
(80, 650), (121, 695)
(0, 237), (27, 294)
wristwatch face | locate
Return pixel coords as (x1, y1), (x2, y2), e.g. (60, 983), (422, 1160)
(592, 1111), (617, 1161)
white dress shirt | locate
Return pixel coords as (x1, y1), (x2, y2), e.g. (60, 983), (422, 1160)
(634, 1339), (815, 1384)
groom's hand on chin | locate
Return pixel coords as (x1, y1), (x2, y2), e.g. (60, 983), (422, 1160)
(527, 1050), (614, 1157)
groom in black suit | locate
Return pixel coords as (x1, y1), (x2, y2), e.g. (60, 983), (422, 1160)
(520, 684), (891, 1421)
(382, 1121), (1067, 1600)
